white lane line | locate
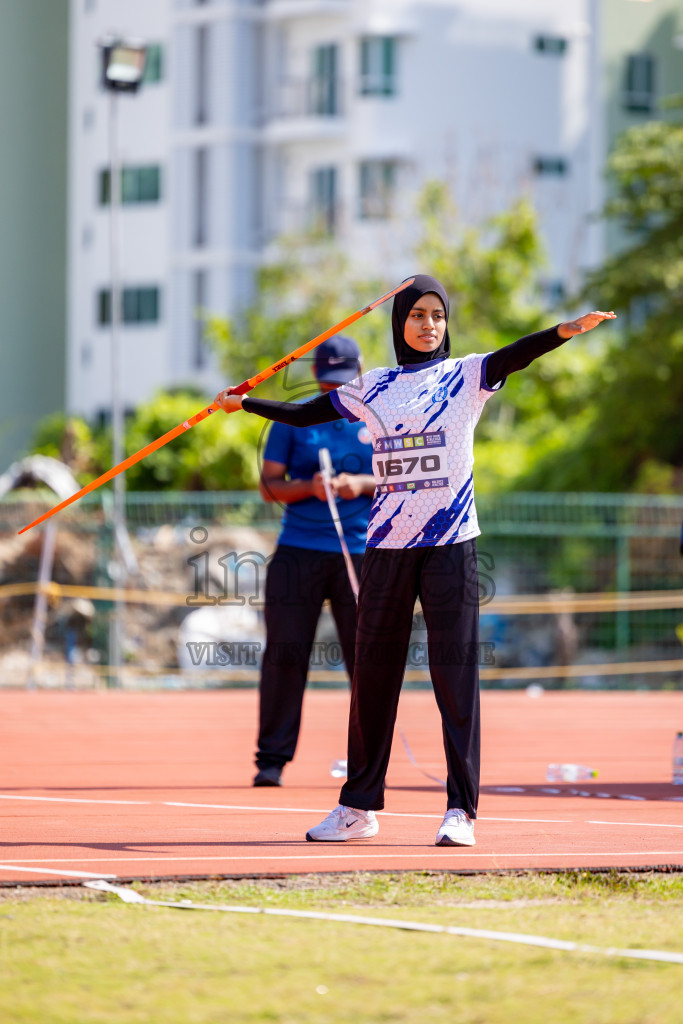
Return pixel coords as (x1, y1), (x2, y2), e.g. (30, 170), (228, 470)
(87, 881), (683, 966)
(0, 794), (149, 806)
(2, 851), (682, 866)
(0, 864), (117, 878)
(588, 820), (683, 829)
(481, 817), (571, 824)
(166, 801), (571, 824)
(0, 794), (569, 824)
(9, 794), (683, 830)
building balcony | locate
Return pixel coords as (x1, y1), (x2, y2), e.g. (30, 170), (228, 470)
(260, 76), (347, 142)
(258, 1), (348, 21)
(262, 199), (346, 244)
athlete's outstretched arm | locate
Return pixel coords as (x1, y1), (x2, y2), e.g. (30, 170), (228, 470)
(214, 389), (342, 426)
(485, 311), (616, 388)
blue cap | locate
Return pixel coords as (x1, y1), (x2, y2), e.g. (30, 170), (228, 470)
(314, 335), (361, 384)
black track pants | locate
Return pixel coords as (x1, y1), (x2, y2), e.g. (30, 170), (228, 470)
(339, 539), (481, 816)
(256, 544), (363, 771)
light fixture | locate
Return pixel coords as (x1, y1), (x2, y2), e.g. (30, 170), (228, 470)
(100, 37), (147, 93)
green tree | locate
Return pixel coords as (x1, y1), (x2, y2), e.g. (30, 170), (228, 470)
(415, 185), (596, 492)
(122, 390), (262, 491)
(206, 193), (567, 492)
(30, 391), (263, 492)
(204, 235), (392, 400)
(521, 99), (683, 492)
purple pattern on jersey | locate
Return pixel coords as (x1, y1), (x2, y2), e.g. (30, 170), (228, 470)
(419, 366), (463, 430)
(405, 474), (474, 548)
(367, 499), (406, 547)
(367, 492), (389, 524)
(422, 403), (448, 431)
(450, 376), (464, 398)
(363, 367), (403, 405)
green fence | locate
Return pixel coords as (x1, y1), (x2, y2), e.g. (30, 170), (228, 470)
(1, 491), (682, 689)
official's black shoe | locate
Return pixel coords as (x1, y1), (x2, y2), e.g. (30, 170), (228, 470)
(253, 767), (282, 787)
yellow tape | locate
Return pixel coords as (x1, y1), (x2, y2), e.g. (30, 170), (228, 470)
(2, 582), (683, 615)
(25, 658), (683, 687)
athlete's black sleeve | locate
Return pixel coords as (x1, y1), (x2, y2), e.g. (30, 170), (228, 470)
(485, 325), (565, 388)
(242, 392), (342, 427)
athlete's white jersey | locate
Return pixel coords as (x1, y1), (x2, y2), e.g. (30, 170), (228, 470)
(330, 353), (503, 549)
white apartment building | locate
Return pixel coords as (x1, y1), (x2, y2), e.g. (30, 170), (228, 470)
(68, 0), (607, 422)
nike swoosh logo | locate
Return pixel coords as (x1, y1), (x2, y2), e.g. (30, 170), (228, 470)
(345, 819), (358, 828)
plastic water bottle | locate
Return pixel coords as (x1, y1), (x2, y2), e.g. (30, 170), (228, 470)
(546, 763), (598, 783)
(330, 759), (347, 778)
(673, 732), (683, 785)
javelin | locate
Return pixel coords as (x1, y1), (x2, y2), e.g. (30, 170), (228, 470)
(18, 278), (414, 536)
(319, 447), (360, 600)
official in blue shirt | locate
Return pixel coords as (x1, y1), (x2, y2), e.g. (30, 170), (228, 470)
(253, 336), (375, 786)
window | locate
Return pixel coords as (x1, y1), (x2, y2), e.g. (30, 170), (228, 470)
(624, 54), (655, 112)
(309, 44), (339, 115)
(99, 166), (162, 205)
(310, 167), (337, 234)
(360, 37), (397, 96)
(97, 287), (161, 325)
(97, 290), (111, 326)
(358, 160), (396, 219)
(142, 44), (163, 84)
(534, 35), (567, 55)
(533, 157), (568, 176)
(196, 25), (209, 124)
(540, 280), (566, 307)
(193, 270), (207, 370)
(194, 148), (208, 247)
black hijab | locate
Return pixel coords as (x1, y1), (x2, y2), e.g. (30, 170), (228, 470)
(392, 274), (451, 366)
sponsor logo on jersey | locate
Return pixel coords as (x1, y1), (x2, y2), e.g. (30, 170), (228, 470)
(431, 386), (448, 404)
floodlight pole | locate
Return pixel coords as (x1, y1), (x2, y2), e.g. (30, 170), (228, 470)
(99, 36), (147, 685)
(108, 86), (125, 684)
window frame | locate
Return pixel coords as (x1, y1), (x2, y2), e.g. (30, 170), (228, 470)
(359, 36), (397, 97)
(624, 53), (655, 113)
(97, 286), (161, 326)
(358, 159), (396, 220)
(98, 165), (162, 206)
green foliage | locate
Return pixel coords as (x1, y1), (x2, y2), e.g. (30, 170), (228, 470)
(416, 184), (546, 346)
(204, 235), (393, 400)
(30, 411), (109, 484)
(29, 391), (263, 492)
(206, 193), (563, 494)
(123, 390), (262, 491)
(520, 99), (683, 492)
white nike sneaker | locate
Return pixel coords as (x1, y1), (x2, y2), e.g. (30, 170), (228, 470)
(306, 804), (379, 842)
(435, 808), (476, 847)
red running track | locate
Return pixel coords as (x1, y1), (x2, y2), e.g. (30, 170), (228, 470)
(0, 691), (682, 884)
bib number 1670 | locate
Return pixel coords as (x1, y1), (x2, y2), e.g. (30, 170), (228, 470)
(376, 453), (441, 478)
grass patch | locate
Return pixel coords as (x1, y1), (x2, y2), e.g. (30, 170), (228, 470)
(1, 871), (682, 1023)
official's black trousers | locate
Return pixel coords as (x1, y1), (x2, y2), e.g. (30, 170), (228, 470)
(256, 544), (363, 771)
(339, 539), (481, 817)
